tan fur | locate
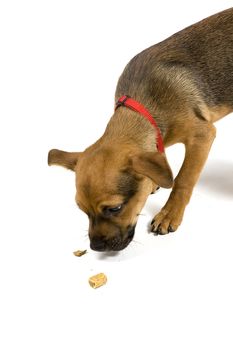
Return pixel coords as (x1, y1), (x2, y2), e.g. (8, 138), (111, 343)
(48, 8), (233, 249)
(207, 105), (233, 122)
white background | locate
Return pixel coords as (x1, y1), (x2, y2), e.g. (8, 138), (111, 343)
(1, 1), (233, 349)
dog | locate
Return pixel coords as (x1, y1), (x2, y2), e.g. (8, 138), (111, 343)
(48, 8), (233, 251)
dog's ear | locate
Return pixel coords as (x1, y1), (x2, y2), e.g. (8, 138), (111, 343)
(131, 152), (173, 188)
(48, 149), (82, 171)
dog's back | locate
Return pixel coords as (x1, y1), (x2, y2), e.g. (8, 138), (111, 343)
(116, 8), (233, 110)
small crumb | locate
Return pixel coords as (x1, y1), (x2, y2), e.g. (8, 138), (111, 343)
(88, 273), (107, 289)
(73, 249), (87, 257)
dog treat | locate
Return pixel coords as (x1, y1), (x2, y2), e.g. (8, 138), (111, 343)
(73, 249), (87, 257)
(88, 273), (107, 289)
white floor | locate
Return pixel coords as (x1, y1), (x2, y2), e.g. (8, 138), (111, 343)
(1, 2), (233, 349)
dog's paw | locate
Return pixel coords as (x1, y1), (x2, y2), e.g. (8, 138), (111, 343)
(150, 208), (182, 235)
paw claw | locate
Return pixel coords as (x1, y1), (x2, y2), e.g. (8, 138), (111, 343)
(157, 225), (169, 235)
(168, 225), (175, 233)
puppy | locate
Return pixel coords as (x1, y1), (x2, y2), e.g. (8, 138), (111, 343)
(48, 8), (233, 251)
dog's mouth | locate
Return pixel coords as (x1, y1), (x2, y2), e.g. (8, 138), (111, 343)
(90, 226), (135, 252)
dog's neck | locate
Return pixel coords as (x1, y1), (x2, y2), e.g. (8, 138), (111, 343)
(102, 107), (158, 152)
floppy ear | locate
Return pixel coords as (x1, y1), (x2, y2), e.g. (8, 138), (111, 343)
(48, 149), (82, 171)
(131, 152), (173, 188)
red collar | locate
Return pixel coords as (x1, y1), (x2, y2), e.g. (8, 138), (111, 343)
(115, 95), (164, 153)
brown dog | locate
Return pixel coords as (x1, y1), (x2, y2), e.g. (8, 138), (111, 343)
(48, 8), (233, 251)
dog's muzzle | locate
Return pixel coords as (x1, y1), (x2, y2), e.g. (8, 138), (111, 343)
(90, 226), (135, 252)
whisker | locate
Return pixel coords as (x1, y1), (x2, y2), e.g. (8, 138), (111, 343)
(132, 239), (143, 245)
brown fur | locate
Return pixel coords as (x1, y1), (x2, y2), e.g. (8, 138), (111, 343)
(48, 8), (233, 250)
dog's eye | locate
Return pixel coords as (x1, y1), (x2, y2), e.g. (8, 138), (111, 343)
(103, 204), (122, 216)
(109, 205), (122, 213)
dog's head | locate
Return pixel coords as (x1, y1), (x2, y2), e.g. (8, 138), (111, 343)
(48, 145), (173, 251)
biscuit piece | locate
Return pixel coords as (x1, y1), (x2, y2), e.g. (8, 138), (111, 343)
(73, 249), (87, 257)
(88, 273), (107, 289)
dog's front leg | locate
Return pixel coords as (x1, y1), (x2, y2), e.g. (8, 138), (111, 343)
(151, 122), (216, 234)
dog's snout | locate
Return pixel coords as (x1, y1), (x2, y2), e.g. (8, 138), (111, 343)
(90, 226), (136, 252)
(90, 237), (107, 252)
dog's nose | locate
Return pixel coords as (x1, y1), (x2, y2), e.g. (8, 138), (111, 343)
(90, 237), (107, 251)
